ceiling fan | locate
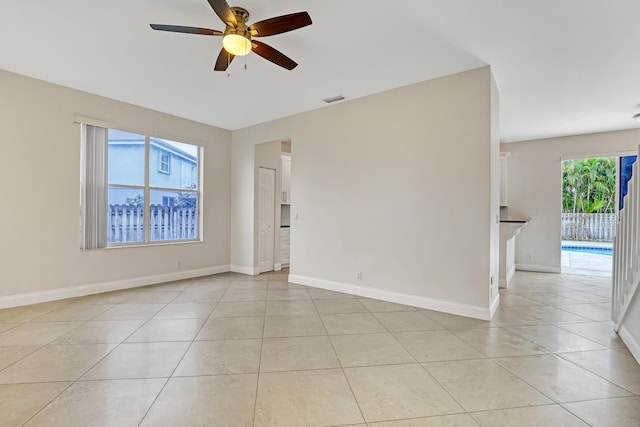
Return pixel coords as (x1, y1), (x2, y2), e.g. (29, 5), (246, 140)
(150, 0), (312, 71)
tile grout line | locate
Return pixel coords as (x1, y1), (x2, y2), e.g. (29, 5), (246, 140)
(311, 292), (368, 425)
(13, 282), (191, 426)
(136, 277), (226, 427)
(251, 274), (271, 427)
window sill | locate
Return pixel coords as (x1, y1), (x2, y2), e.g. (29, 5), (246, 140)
(83, 239), (203, 251)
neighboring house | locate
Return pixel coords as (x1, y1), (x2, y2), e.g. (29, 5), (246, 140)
(107, 129), (198, 206)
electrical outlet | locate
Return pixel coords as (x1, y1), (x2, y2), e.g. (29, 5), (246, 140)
(356, 271), (362, 281)
(176, 260), (182, 269)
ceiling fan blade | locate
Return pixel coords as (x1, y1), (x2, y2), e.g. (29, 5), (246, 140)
(150, 24), (222, 36)
(207, 0), (237, 26)
(249, 12), (312, 37)
(252, 40), (297, 70)
(214, 48), (235, 71)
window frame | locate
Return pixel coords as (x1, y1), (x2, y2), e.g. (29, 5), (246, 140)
(158, 150), (171, 174)
(103, 129), (202, 248)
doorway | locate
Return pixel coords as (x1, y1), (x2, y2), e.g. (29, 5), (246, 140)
(254, 139), (292, 275)
(560, 156), (623, 277)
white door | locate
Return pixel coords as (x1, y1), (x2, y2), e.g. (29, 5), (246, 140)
(258, 167), (276, 273)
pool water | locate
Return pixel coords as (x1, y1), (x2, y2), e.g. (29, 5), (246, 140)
(562, 246), (613, 256)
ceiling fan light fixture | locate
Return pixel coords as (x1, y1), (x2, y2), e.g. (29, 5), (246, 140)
(149, 1), (311, 70)
(223, 33), (251, 56)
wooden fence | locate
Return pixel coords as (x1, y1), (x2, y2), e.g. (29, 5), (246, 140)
(108, 204), (197, 243)
(561, 212), (616, 241)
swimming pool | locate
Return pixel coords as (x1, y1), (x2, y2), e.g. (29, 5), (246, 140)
(561, 245), (613, 256)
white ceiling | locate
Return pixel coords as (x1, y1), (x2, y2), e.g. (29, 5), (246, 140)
(3, 0), (640, 142)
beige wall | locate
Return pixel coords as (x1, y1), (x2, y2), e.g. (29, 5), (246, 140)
(231, 67), (499, 318)
(0, 69), (232, 305)
(502, 129), (640, 271)
(0, 66), (500, 319)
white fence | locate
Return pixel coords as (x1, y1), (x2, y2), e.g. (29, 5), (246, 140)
(561, 213), (616, 241)
(108, 204), (197, 243)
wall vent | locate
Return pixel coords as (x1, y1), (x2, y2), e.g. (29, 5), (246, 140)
(322, 95), (346, 104)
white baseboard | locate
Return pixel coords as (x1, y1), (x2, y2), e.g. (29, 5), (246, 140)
(490, 292), (500, 318)
(289, 274), (492, 320)
(230, 265), (259, 276)
(618, 324), (640, 365)
(516, 263), (561, 274)
(274, 263), (282, 272)
(499, 265), (517, 289)
(506, 264), (516, 283)
(0, 265), (230, 310)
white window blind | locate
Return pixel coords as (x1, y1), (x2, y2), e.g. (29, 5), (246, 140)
(80, 124), (108, 249)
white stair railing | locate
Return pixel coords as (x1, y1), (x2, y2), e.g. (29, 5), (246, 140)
(613, 148), (640, 329)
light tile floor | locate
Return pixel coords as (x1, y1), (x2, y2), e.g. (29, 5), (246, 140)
(0, 270), (639, 426)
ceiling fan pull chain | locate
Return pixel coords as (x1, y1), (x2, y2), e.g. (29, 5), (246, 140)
(227, 52), (231, 77)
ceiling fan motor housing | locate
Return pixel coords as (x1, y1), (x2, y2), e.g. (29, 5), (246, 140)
(224, 7), (251, 39)
(230, 6), (250, 23)
(222, 7), (252, 55)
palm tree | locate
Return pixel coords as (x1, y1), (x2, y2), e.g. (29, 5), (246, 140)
(562, 158), (615, 214)
(562, 161), (579, 213)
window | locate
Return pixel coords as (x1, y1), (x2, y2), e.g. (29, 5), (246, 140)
(159, 151), (170, 174)
(107, 129), (145, 244)
(81, 124), (201, 248)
